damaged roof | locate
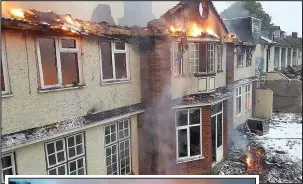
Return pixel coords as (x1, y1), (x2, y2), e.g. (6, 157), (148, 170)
(148, 1), (229, 34)
(274, 36), (302, 48)
(223, 17), (256, 43)
(1, 9), (155, 38)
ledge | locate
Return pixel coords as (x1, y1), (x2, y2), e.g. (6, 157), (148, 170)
(217, 70), (224, 73)
(176, 155), (204, 164)
(38, 85), (86, 93)
(101, 79), (131, 85)
(1, 94), (13, 98)
(194, 72), (216, 77)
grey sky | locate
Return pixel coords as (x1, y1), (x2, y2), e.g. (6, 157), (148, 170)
(2, 1), (302, 36)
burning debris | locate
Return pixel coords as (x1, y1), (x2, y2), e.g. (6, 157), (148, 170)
(168, 23), (219, 38)
(245, 145), (265, 174)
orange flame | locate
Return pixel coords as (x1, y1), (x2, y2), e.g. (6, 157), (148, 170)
(246, 153), (252, 167)
(9, 9), (25, 19)
(189, 23), (204, 37)
(170, 26), (184, 33)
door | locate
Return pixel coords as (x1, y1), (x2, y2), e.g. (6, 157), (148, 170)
(211, 103), (224, 166)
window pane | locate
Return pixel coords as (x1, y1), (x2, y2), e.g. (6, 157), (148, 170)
(57, 151), (65, 162)
(1, 60), (5, 91)
(115, 42), (125, 50)
(58, 165), (66, 175)
(38, 38), (58, 85)
(176, 110), (188, 126)
(60, 53), (79, 85)
(48, 154), (56, 166)
(78, 168), (84, 175)
(217, 113), (223, 148)
(76, 145), (83, 155)
(189, 126), (201, 156)
(114, 53), (127, 79)
(2, 155), (12, 168)
(48, 168), (57, 175)
(211, 103), (222, 115)
(198, 43), (207, 72)
(101, 42), (113, 79)
(69, 147), (76, 158)
(61, 39), (76, 48)
(178, 129), (188, 158)
(69, 160), (77, 172)
(56, 141), (63, 151)
(76, 135), (82, 144)
(68, 137), (75, 147)
(77, 158), (83, 168)
(189, 109), (200, 125)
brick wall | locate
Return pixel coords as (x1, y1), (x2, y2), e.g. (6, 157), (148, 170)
(226, 43), (235, 85)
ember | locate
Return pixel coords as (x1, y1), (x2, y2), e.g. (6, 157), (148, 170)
(245, 145), (265, 174)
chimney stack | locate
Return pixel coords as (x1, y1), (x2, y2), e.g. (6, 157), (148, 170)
(292, 32), (298, 38)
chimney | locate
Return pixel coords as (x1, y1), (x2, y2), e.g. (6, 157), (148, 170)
(251, 17), (261, 42)
(292, 32), (298, 38)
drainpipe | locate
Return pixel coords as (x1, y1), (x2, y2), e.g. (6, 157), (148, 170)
(266, 44), (271, 72)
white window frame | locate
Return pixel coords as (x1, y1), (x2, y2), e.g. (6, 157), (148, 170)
(217, 44), (223, 71)
(45, 133), (86, 175)
(175, 108), (203, 162)
(245, 83), (252, 111)
(211, 102), (223, 150)
(172, 42), (183, 75)
(237, 47), (246, 68)
(246, 48), (252, 67)
(104, 119), (132, 175)
(235, 86), (242, 116)
(189, 43), (199, 73)
(1, 153), (16, 183)
(1, 36), (10, 95)
(207, 43), (215, 73)
(100, 42), (130, 82)
(36, 36), (83, 89)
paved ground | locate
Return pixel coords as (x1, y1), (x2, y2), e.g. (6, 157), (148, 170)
(213, 113), (302, 183)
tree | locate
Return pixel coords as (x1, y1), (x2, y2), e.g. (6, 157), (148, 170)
(220, 1), (273, 32)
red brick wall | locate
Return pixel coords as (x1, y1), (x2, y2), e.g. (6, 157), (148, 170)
(226, 43), (235, 85)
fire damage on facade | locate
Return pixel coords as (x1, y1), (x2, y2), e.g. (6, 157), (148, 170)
(0, 0), (301, 182)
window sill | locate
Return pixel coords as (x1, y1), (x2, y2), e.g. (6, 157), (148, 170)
(101, 79), (131, 85)
(176, 155), (204, 164)
(39, 85), (86, 93)
(236, 65), (245, 68)
(194, 72), (216, 77)
(217, 70), (224, 73)
(246, 65), (252, 67)
(1, 93), (13, 98)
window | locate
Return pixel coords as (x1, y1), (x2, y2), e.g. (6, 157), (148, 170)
(236, 47), (245, 67)
(105, 120), (131, 175)
(1, 37), (10, 95)
(100, 42), (129, 81)
(189, 43), (216, 73)
(246, 47), (252, 67)
(236, 86), (242, 115)
(175, 108), (202, 161)
(1, 153), (16, 183)
(45, 133), (86, 175)
(172, 42), (183, 75)
(245, 83), (252, 110)
(217, 44), (223, 71)
(37, 37), (82, 89)
(211, 102), (223, 148)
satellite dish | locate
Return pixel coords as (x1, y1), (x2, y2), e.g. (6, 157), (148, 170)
(199, 2), (204, 17)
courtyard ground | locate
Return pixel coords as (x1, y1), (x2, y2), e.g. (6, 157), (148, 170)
(213, 113), (302, 183)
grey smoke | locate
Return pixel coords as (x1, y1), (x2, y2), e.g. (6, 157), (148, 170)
(220, 2), (250, 19)
(91, 4), (116, 25)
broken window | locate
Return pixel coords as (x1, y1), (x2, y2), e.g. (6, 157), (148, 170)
(236, 46), (245, 67)
(45, 133), (86, 175)
(211, 102), (223, 148)
(176, 108), (202, 161)
(236, 86), (242, 115)
(172, 42), (183, 75)
(37, 37), (81, 89)
(1, 37), (9, 94)
(189, 43), (216, 73)
(1, 153), (16, 183)
(246, 47), (252, 67)
(217, 44), (223, 71)
(245, 83), (252, 110)
(101, 42), (129, 81)
(104, 120), (131, 175)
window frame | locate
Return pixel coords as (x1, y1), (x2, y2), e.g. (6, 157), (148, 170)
(211, 102), (223, 149)
(100, 41), (130, 82)
(175, 108), (203, 162)
(235, 86), (242, 116)
(245, 83), (252, 111)
(44, 132), (86, 175)
(217, 44), (223, 71)
(246, 47), (252, 67)
(1, 152), (16, 183)
(172, 42), (183, 76)
(36, 36), (83, 90)
(189, 42), (217, 74)
(1, 36), (10, 95)
(104, 119), (132, 175)
(236, 47), (246, 68)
